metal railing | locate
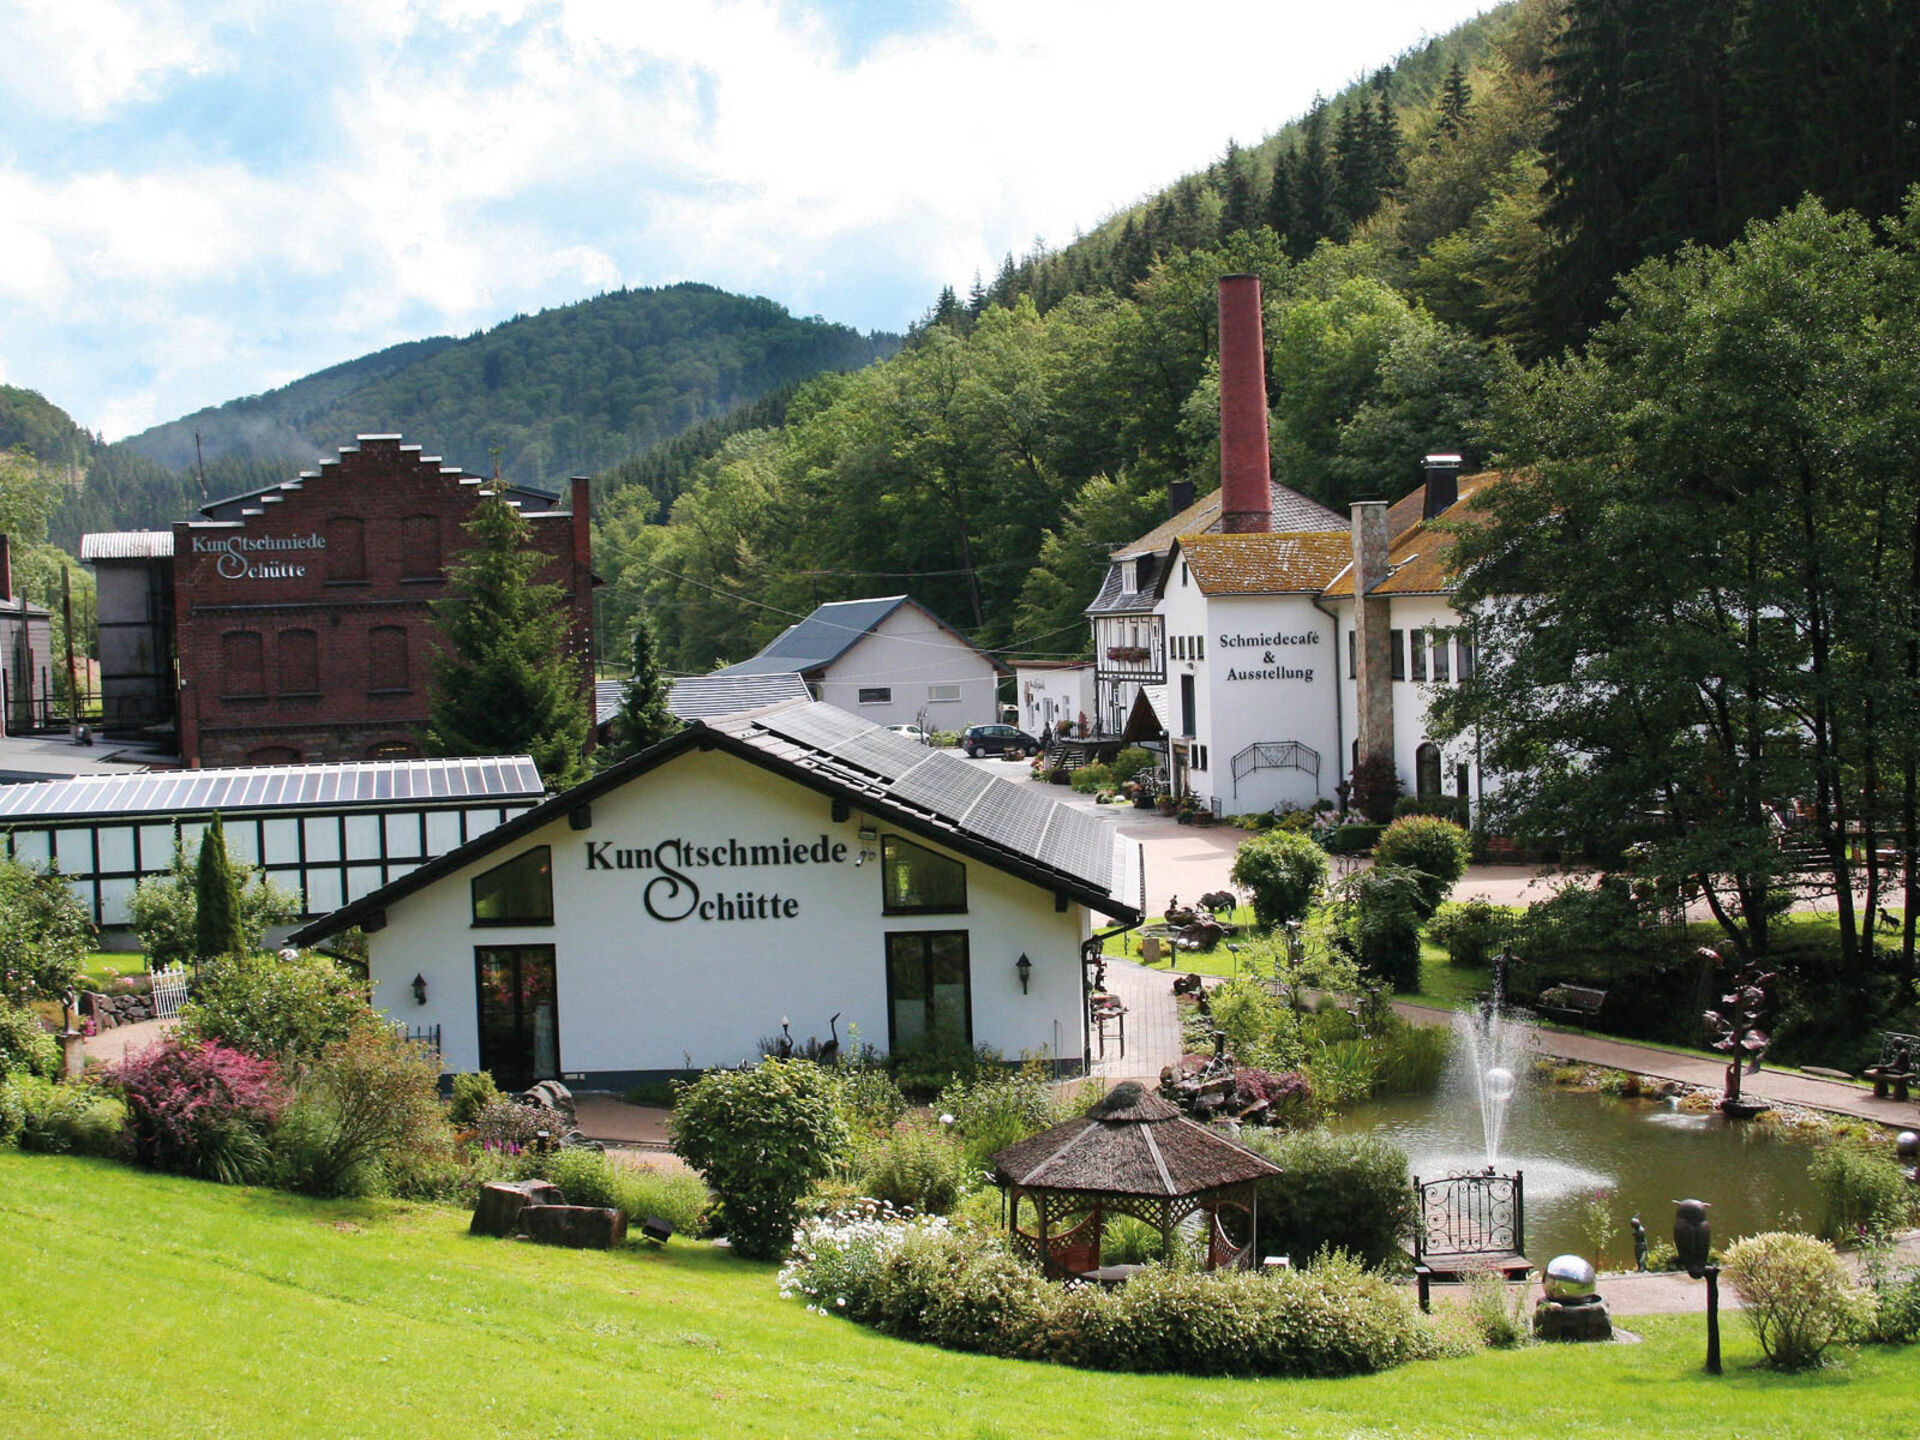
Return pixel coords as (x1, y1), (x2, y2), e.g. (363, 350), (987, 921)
(1230, 741), (1321, 799)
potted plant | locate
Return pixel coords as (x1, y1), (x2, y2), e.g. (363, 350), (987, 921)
(1154, 791), (1177, 816)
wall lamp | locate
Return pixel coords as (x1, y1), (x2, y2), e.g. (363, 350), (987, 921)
(1016, 953), (1033, 994)
(411, 973), (428, 1006)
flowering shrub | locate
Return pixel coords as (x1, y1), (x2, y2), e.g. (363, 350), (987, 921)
(177, 950), (367, 1061)
(1724, 1232), (1868, 1369)
(110, 1036), (284, 1184)
(779, 1208), (1434, 1377)
(471, 1097), (570, 1150)
(1232, 1067), (1314, 1126)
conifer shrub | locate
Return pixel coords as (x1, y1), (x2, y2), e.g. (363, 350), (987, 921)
(448, 1070), (503, 1128)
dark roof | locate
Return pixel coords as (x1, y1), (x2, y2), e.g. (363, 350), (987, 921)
(991, 1081), (1280, 1198)
(715, 596), (1010, 678)
(594, 671), (812, 727)
(288, 700), (1139, 945)
(0, 755), (543, 823)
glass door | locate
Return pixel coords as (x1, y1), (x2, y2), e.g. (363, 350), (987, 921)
(474, 944), (560, 1091)
(885, 931), (971, 1052)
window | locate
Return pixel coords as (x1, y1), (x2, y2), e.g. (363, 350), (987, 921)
(278, 628), (318, 695)
(885, 931), (971, 1051)
(400, 514), (441, 579)
(222, 631), (265, 696)
(1416, 742), (1443, 798)
(1181, 561), (1189, 587)
(1195, 634), (1203, 661)
(369, 627), (410, 692)
(326, 517), (366, 583)
(1390, 630), (1406, 681)
(1456, 763), (1471, 799)
(1432, 629), (1451, 682)
(1411, 630), (1427, 682)
(881, 835), (967, 914)
(471, 845), (554, 925)
(857, 687), (893, 705)
(927, 684), (960, 703)
(1458, 633), (1476, 679)
(1172, 635), (1183, 661)
(1192, 744), (1208, 772)
(1348, 631), (1356, 680)
(1179, 673), (1196, 737)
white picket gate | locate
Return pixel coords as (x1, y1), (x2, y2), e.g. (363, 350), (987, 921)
(150, 964), (189, 1021)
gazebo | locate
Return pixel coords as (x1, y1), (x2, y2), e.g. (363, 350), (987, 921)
(991, 1082), (1282, 1279)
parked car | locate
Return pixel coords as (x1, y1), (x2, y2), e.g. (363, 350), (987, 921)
(961, 723), (1041, 759)
(885, 723), (928, 744)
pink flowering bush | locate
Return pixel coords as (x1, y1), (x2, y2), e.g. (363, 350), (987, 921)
(109, 1035), (285, 1184)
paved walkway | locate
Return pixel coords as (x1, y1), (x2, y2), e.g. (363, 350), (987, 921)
(1090, 957), (1186, 1084)
(1396, 1002), (1920, 1130)
(79, 1016), (176, 1065)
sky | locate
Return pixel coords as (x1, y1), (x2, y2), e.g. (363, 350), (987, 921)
(0, 0), (1495, 442)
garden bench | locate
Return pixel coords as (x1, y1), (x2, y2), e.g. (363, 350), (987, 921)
(1864, 1031), (1919, 1102)
(1537, 984), (1607, 1026)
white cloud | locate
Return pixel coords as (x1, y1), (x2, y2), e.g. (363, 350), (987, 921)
(0, 0), (1493, 436)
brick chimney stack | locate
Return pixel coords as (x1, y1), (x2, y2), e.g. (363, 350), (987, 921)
(1351, 500), (1394, 770)
(1217, 274), (1273, 534)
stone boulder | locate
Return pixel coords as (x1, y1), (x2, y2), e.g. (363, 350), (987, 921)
(520, 1204), (627, 1250)
(469, 1179), (565, 1238)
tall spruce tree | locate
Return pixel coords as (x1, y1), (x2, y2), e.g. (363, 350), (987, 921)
(427, 488), (590, 789)
(601, 610), (680, 766)
(193, 813), (245, 961)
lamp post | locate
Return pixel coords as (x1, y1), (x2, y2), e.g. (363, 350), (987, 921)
(1674, 1198), (1720, 1375)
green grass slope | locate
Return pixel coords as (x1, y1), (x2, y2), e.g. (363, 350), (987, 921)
(3, 1153), (1916, 1439)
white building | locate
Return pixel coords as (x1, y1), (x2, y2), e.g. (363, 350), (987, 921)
(714, 595), (1005, 734)
(1013, 661), (1096, 740)
(289, 701), (1141, 1088)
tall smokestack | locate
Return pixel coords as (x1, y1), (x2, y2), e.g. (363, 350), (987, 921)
(1217, 274), (1273, 534)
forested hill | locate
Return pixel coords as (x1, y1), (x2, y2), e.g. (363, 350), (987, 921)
(120, 283), (900, 489)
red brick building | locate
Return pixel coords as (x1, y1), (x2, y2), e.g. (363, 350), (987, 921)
(162, 435), (593, 769)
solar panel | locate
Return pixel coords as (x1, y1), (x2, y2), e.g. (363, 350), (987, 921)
(961, 781), (1055, 856)
(1033, 806), (1115, 890)
(755, 702), (874, 754)
(827, 729), (930, 781)
(888, 753), (993, 820)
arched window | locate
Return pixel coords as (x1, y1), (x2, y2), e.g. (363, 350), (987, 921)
(1415, 742), (1443, 798)
(326, 517), (366, 583)
(400, 514), (441, 579)
(222, 631), (265, 696)
(246, 745), (301, 766)
(278, 628), (318, 695)
(368, 627), (409, 692)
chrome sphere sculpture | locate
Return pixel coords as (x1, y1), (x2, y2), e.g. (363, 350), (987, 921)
(1543, 1254), (1598, 1301)
(1484, 1066), (1517, 1102)
(1897, 1131), (1919, 1165)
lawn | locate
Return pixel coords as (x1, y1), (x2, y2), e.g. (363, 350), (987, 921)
(3, 1152), (1917, 1439)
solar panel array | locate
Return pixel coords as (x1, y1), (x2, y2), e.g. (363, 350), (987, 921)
(0, 756), (544, 821)
(736, 702), (1119, 895)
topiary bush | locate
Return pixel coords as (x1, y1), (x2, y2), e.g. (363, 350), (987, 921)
(1723, 1232), (1867, 1369)
(1808, 1142), (1915, 1240)
(1240, 1127), (1417, 1270)
(0, 1000), (58, 1081)
(1372, 816), (1472, 917)
(1229, 829), (1329, 929)
(671, 1058), (850, 1259)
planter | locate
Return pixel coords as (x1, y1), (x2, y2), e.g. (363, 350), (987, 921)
(1133, 794), (1156, 810)
(1156, 801), (1178, 817)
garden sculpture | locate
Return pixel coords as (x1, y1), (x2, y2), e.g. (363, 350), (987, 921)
(1199, 890), (1237, 914)
(775, 1017), (794, 1059)
(816, 1013), (841, 1065)
(1701, 951), (1774, 1113)
(1630, 1213), (1647, 1271)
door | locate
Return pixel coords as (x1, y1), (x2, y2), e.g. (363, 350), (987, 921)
(885, 931), (972, 1052)
(474, 944), (560, 1090)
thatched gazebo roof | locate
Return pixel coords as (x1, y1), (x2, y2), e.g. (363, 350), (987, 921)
(992, 1082), (1280, 1198)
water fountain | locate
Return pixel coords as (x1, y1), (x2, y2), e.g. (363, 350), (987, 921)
(1449, 963), (1534, 1168)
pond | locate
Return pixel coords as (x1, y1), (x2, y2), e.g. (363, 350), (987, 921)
(1326, 1085), (1827, 1267)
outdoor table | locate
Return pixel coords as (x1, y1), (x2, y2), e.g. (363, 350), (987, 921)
(1078, 1264), (1147, 1288)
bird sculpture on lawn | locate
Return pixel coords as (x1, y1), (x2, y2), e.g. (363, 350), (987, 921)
(817, 1013), (841, 1065)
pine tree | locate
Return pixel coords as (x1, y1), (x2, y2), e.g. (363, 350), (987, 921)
(427, 488), (590, 789)
(602, 609), (680, 766)
(1296, 97), (1337, 244)
(1437, 58), (1472, 140)
(1370, 69), (1405, 199)
(1265, 147), (1302, 256)
(1218, 140), (1258, 240)
(193, 813), (245, 961)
